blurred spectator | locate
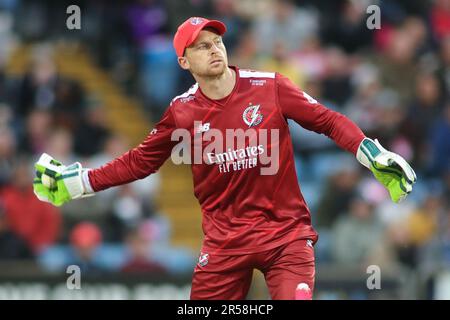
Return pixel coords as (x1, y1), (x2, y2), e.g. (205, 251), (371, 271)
(59, 127), (120, 240)
(108, 177), (161, 241)
(315, 161), (361, 228)
(428, 103), (450, 177)
(89, 133), (130, 167)
(321, 47), (353, 107)
(111, 184), (146, 239)
(229, 30), (258, 69)
(444, 169), (450, 206)
(87, 134), (131, 213)
(87, 133), (161, 241)
(126, 0), (178, 114)
(17, 109), (52, 155)
(120, 225), (168, 274)
(402, 72), (443, 169)
(376, 188), (442, 271)
(16, 48), (58, 118)
(0, 58), (8, 103)
(0, 125), (16, 187)
(321, 0), (373, 54)
(438, 36), (450, 99)
(252, 0), (318, 56)
(67, 222), (107, 275)
(0, 201), (33, 261)
(140, 39), (179, 115)
(372, 89), (406, 142)
(126, 0), (169, 48)
(401, 17), (428, 54)
(52, 78), (85, 131)
(421, 205), (450, 277)
(15, 45), (85, 129)
(73, 103), (111, 157)
(374, 15), (427, 54)
(14, 1), (47, 40)
(330, 192), (385, 266)
(374, 28), (419, 105)
(384, 202), (435, 271)
(0, 10), (17, 85)
(375, 198), (417, 232)
(290, 37), (327, 81)
(407, 193), (442, 247)
(344, 62), (382, 134)
(258, 41), (304, 88)
(211, 0), (247, 54)
(430, 0), (450, 41)
(0, 103), (13, 128)
(44, 127), (76, 166)
(409, 72), (442, 127)
(382, 220), (415, 269)
(0, 156), (61, 253)
(231, 0), (272, 21)
(129, 170), (161, 217)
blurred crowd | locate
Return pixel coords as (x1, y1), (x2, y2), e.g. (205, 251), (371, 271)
(0, 0), (450, 298)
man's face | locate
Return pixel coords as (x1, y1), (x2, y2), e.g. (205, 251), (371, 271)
(179, 29), (228, 77)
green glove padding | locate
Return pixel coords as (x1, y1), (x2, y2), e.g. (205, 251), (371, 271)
(357, 138), (417, 203)
(33, 153), (93, 207)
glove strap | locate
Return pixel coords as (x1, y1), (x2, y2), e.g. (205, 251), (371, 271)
(36, 153), (65, 177)
(60, 162), (85, 199)
(59, 163), (95, 199)
(356, 137), (381, 169)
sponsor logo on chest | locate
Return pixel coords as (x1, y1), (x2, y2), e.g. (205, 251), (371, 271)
(250, 79), (266, 86)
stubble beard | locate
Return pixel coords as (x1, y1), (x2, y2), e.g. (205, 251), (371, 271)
(193, 60), (227, 80)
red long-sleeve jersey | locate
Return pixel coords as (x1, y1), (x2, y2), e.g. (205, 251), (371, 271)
(88, 66), (365, 255)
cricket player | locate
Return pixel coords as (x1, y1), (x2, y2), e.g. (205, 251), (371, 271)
(33, 17), (417, 299)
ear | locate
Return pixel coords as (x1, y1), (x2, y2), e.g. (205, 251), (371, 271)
(178, 56), (190, 70)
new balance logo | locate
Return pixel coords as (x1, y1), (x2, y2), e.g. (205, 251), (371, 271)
(196, 123), (210, 133)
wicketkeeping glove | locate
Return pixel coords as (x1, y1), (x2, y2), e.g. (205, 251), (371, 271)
(357, 138), (417, 203)
(33, 153), (94, 207)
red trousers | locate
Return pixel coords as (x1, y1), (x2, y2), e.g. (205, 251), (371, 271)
(190, 238), (315, 300)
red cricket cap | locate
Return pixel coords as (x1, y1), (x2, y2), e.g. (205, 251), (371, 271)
(173, 17), (227, 57)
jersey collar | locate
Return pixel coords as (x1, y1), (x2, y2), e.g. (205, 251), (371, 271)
(196, 66), (240, 107)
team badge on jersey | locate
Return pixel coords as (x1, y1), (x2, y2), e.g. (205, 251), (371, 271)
(243, 104), (263, 127)
(198, 252), (209, 267)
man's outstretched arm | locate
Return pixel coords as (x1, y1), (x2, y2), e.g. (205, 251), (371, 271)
(276, 73), (416, 203)
(87, 108), (179, 192)
(34, 107), (179, 206)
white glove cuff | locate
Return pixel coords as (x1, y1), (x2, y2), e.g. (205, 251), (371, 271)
(62, 163), (85, 199)
(82, 169), (94, 194)
(356, 137), (380, 169)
